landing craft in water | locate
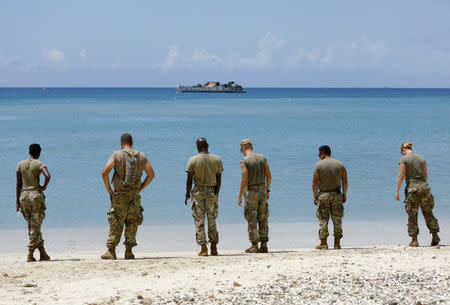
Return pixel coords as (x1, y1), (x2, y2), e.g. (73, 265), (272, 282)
(177, 81), (245, 93)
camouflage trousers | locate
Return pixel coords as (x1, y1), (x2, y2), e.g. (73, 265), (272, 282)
(316, 192), (344, 239)
(106, 190), (144, 248)
(20, 190), (46, 250)
(404, 181), (439, 237)
(191, 185), (219, 245)
(244, 186), (269, 243)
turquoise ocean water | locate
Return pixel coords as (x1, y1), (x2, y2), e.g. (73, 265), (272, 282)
(0, 88), (449, 229)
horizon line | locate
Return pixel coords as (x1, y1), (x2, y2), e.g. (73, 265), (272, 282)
(1, 87), (450, 89)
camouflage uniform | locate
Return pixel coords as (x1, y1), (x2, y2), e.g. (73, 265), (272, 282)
(404, 180), (439, 237)
(313, 157), (346, 240)
(106, 191), (144, 248)
(106, 149), (147, 248)
(316, 192), (344, 239)
(244, 185), (269, 243)
(20, 189), (46, 250)
(186, 153), (223, 245)
(191, 185), (218, 245)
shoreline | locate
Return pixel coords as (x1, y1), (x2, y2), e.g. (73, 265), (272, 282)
(1, 219), (448, 254)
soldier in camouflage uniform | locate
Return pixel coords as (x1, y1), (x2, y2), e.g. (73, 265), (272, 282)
(101, 133), (155, 260)
(185, 138), (223, 256)
(238, 139), (272, 253)
(312, 145), (348, 250)
(395, 142), (440, 247)
(16, 144), (51, 262)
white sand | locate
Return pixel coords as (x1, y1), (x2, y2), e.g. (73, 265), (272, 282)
(0, 246), (448, 305)
(0, 220), (449, 304)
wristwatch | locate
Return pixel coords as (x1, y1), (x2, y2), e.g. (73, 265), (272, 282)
(266, 189), (270, 192)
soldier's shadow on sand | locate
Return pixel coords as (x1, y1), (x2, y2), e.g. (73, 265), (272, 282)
(134, 256), (183, 260)
(48, 258), (82, 262)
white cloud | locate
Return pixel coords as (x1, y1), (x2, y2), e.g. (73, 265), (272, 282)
(191, 49), (224, 66)
(80, 49), (87, 61)
(259, 32), (285, 52)
(240, 32), (285, 69)
(0, 53), (19, 67)
(283, 36), (389, 71)
(42, 48), (71, 68)
(43, 48), (65, 63)
(160, 32), (285, 72)
(160, 46), (179, 72)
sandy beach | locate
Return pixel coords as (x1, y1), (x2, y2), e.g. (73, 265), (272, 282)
(0, 245), (448, 305)
(1, 221), (449, 305)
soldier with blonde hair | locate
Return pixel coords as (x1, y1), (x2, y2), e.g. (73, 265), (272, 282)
(238, 139), (272, 253)
(395, 142), (440, 247)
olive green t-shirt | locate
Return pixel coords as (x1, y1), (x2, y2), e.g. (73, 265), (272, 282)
(112, 149), (148, 190)
(16, 158), (45, 190)
(186, 153), (224, 186)
(241, 153), (267, 186)
(313, 157), (346, 192)
(399, 152), (426, 184)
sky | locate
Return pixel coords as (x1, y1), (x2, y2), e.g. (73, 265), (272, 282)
(1, 0), (450, 87)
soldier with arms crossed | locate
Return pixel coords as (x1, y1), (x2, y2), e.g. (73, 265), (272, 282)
(16, 144), (51, 262)
(101, 133), (155, 260)
(312, 145), (348, 250)
(395, 142), (440, 247)
(238, 139), (272, 253)
(185, 138), (223, 256)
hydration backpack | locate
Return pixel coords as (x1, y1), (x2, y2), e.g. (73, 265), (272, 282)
(120, 150), (141, 188)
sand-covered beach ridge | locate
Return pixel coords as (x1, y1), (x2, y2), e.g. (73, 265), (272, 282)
(0, 245), (448, 305)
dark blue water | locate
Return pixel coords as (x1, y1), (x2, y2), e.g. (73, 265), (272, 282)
(1, 88), (449, 228)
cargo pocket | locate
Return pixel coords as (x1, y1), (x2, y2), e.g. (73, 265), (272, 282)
(107, 207), (118, 226)
(213, 195), (219, 218)
(244, 204), (250, 221)
(333, 202), (344, 218)
(425, 193), (435, 210)
(137, 206), (144, 225)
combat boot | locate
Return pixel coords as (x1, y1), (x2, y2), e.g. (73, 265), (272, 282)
(101, 247), (117, 260)
(124, 246), (135, 259)
(38, 246), (51, 261)
(260, 242), (268, 253)
(315, 238), (328, 250)
(431, 232), (440, 246)
(245, 242), (259, 253)
(27, 249), (36, 262)
(210, 243), (218, 256)
(409, 235), (419, 247)
(198, 244), (208, 256)
(334, 237), (341, 250)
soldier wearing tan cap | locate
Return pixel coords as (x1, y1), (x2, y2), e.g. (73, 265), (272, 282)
(238, 139), (272, 253)
(395, 142), (440, 247)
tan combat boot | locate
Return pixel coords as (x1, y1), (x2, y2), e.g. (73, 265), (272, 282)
(316, 238), (328, 250)
(431, 233), (440, 246)
(334, 237), (341, 250)
(101, 247), (117, 260)
(245, 242), (259, 253)
(409, 235), (419, 247)
(210, 243), (218, 256)
(38, 246), (51, 261)
(124, 246), (135, 259)
(27, 249), (36, 262)
(260, 242), (268, 253)
(198, 244), (208, 256)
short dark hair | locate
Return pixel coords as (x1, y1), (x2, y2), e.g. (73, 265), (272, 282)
(120, 133), (133, 145)
(319, 145), (331, 156)
(29, 144), (41, 157)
